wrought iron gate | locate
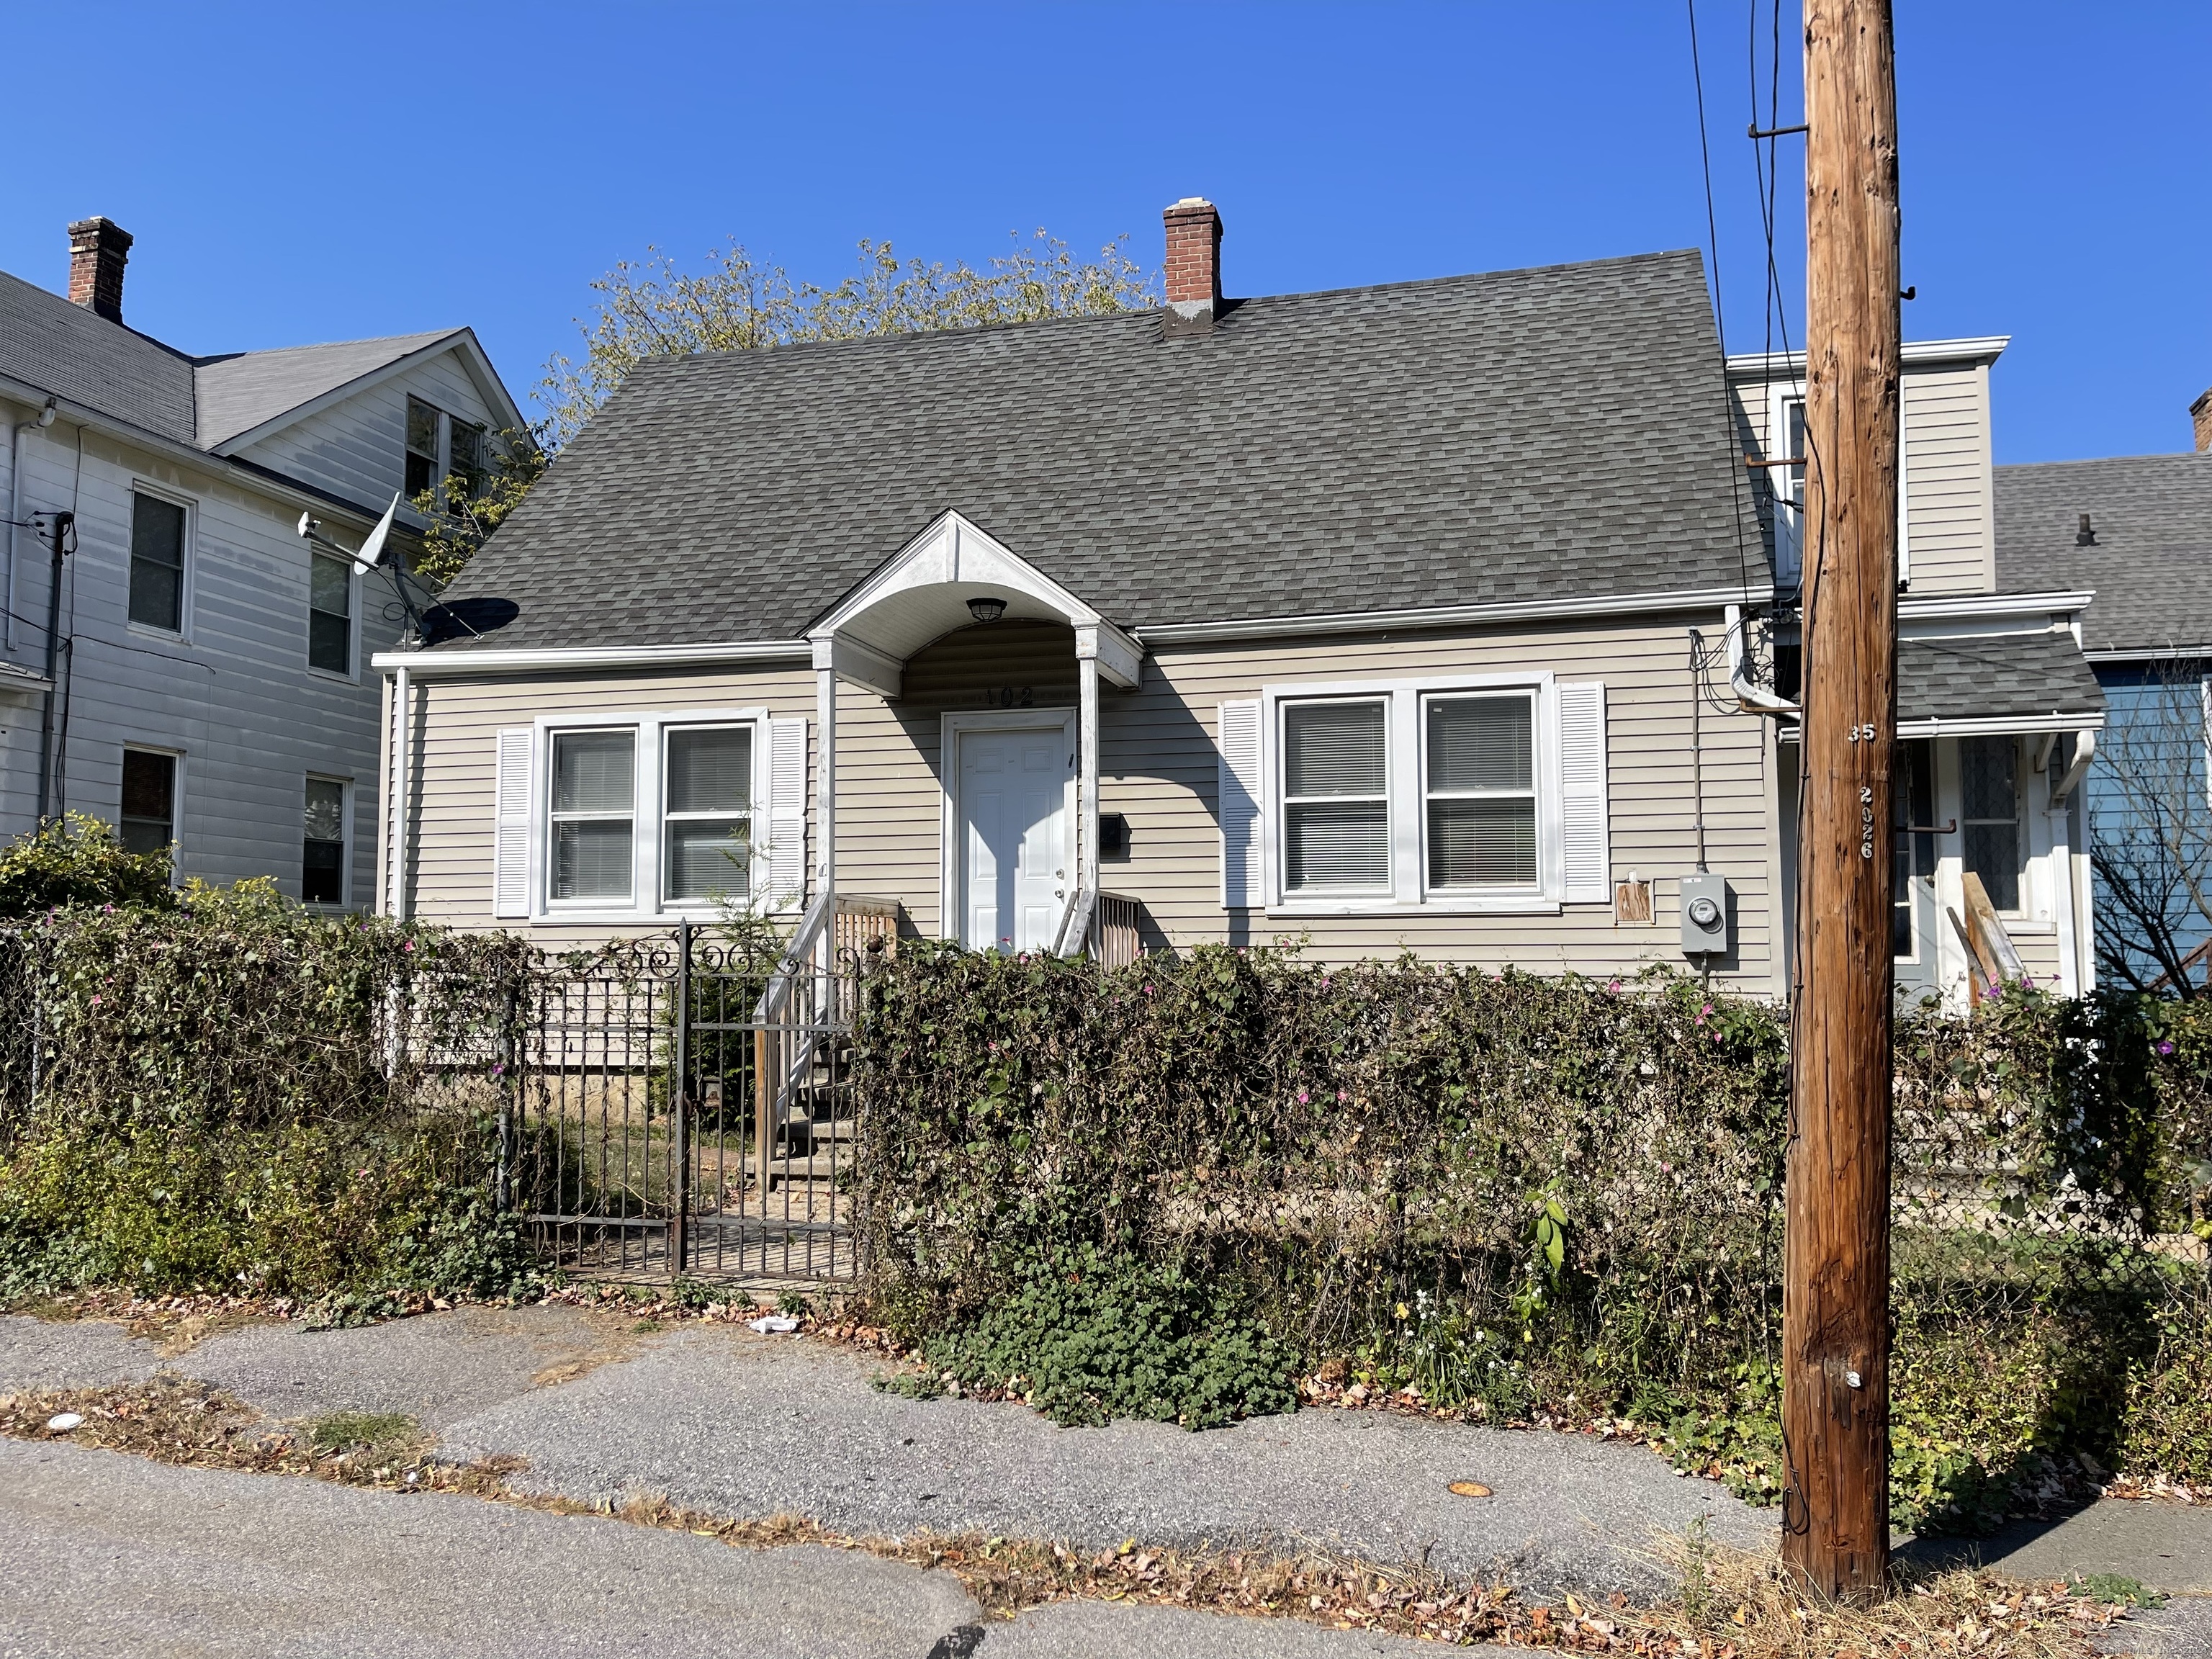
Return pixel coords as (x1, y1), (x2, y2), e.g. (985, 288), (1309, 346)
(511, 902), (893, 1287)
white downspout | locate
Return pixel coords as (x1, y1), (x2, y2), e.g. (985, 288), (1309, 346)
(390, 665), (411, 920)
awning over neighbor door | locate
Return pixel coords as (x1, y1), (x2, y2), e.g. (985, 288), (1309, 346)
(1895, 630), (2106, 736)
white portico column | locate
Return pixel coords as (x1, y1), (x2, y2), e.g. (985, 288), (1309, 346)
(813, 655), (837, 903)
(1075, 637), (1102, 950)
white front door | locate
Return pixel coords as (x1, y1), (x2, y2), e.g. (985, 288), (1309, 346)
(958, 724), (1073, 953)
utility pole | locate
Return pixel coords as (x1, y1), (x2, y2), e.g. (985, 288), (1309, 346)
(1784, 0), (1901, 1599)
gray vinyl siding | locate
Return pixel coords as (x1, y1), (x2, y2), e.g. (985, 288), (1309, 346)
(0, 392), (398, 904)
(234, 348), (503, 515)
(1728, 355), (1997, 598)
(398, 614), (1782, 992)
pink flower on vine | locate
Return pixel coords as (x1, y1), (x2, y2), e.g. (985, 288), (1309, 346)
(1336, 1089), (1349, 1102)
(1606, 979), (1622, 994)
(89, 994), (102, 1007)
(1297, 1089), (1310, 1103)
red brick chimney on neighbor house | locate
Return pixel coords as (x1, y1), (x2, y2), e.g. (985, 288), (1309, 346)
(1162, 197), (1222, 337)
(68, 217), (133, 324)
(2192, 386), (2212, 454)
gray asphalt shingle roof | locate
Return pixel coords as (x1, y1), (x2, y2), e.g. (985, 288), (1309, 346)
(1897, 631), (2106, 725)
(194, 332), (460, 448)
(429, 248), (1766, 650)
(0, 266), (460, 454)
(1997, 453), (2212, 657)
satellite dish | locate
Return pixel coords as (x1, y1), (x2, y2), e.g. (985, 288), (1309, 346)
(350, 493), (401, 577)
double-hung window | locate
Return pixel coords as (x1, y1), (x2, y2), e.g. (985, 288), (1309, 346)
(549, 730), (637, 904)
(120, 748), (176, 857)
(405, 397), (441, 498)
(518, 712), (781, 917)
(303, 776), (347, 904)
(1771, 391), (1807, 588)
(128, 491), (186, 631)
(1281, 700), (1390, 894)
(446, 420), (485, 507)
(1961, 735), (2022, 913)
(309, 549), (351, 673)
(662, 726), (752, 902)
(1238, 673), (1602, 915)
(1424, 694), (1537, 891)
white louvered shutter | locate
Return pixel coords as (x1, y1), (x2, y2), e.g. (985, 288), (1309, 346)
(492, 727), (534, 918)
(1557, 683), (1610, 903)
(1217, 700), (1264, 909)
(767, 717), (809, 909)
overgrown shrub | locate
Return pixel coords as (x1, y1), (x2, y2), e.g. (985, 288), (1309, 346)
(0, 882), (531, 1300)
(0, 814), (175, 919)
(855, 944), (2212, 1519)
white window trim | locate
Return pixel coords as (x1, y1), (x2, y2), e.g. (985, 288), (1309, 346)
(303, 772), (351, 909)
(938, 706), (1079, 945)
(305, 546), (361, 683)
(120, 742), (185, 884)
(125, 481), (196, 644)
(527, 706), (773, 923)
(1259, 672), (1563, 917)
(1766, 380), (1806, 590)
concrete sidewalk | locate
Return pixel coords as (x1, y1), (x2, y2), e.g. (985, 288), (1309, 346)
(5, 1305), (2211, 1653)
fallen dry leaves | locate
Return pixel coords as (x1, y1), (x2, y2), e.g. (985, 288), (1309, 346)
(0, 1377), (2140, 1655)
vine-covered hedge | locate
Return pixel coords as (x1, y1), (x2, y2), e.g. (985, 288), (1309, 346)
(853, 945), (2212, 1526)
(0, 882), (536, 1301)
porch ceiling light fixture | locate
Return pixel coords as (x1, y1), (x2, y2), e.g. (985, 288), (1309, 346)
(966, 595), (1009, 624)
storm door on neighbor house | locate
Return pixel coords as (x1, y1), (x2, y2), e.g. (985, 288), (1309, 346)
(945, 710), (1076, 953)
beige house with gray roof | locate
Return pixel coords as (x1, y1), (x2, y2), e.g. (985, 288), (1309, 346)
(378, 199), (2103, 1012)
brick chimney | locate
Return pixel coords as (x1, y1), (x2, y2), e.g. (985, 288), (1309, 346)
(1162, 197), (1222, 337)
(67, 217), (133, 323)
(2193, 387), (2212, 454)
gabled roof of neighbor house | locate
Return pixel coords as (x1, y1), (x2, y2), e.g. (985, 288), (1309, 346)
(0, 267), (514, 474)
(1997, 453), (2212, 658)
(425, 248), (1768, 653)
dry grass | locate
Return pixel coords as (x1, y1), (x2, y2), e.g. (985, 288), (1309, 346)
(0, 1377), (2149, 1653)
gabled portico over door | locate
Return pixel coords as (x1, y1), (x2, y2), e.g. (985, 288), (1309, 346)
(806, 509), (1142, 956)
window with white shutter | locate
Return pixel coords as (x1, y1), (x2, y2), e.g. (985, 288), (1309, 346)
(493, 727), (532, 917)
(1217, 700), (1263, 908)
(766, 716), (808, 909)
(1557, 683), (1610, 903)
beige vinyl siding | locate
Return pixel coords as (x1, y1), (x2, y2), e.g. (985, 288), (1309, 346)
(1729, 356), (1996, 598)
(1897, 363), (1996, 595)
(400, 663), (816, 942)
(1110, 619), (1776, 986)
(398, 614), (1781, 992)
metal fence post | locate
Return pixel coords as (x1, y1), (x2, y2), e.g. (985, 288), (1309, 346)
(496, 975), (518, 1213)
(672, 920), (692, 1280)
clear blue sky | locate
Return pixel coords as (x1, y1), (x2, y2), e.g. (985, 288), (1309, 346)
(6, 2), (2203, 462)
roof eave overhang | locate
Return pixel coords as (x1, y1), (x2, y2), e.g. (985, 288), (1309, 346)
(207, 329), (492, 457)
(1135, 584), (1774, 646)
(1726, 336), (2010, 376)
(370, 639), (810, 678)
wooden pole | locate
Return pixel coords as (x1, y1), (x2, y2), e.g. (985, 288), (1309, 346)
(1784, 0), (1901, 1599)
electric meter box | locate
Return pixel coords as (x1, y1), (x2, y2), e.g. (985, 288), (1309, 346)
(1679, 872), (1731, 957)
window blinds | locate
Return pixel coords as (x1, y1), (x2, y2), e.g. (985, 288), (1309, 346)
(1283, 700), (1389, 891)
